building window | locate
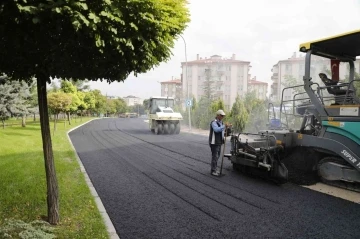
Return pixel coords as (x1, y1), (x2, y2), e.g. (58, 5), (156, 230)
(285, 64), (292, 73)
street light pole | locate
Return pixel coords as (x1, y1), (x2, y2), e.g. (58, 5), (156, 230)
(180, 35), (191, 131)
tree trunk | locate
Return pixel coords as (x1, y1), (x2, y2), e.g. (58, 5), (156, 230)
(2, 119), (4, 129)
(54, 114), (57, 133)
(36, 76), (59, 225)
(21, 115), (26, 127)
(81, 110), (83, 122)
(33, 113), (36, 122)
(67, 112), (71, 125)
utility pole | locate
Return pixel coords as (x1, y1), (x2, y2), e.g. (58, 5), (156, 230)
(180, 35), (191, 131)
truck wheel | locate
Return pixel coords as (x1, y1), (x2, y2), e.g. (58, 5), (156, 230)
(175, 124), (180, 134)
(169, 123), (175, 134)
(157, 123), (163, 135)
(163, 124), (169, 134)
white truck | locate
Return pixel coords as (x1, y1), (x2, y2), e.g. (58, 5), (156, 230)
(148, 96), (183, 134)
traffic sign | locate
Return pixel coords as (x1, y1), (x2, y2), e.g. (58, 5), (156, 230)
(185, 99), (192, 107)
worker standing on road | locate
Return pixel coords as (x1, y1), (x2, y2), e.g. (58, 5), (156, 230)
(209, 109), (231, 176)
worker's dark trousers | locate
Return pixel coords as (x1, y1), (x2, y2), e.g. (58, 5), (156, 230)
(210, 144), (221, 172)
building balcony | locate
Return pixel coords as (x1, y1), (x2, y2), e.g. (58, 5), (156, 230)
(271, 85), (278, 90)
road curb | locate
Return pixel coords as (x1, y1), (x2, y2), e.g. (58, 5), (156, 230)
(67, 118), (120, 239)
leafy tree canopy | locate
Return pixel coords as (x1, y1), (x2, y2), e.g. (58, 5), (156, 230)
(0, 0), (190, 82)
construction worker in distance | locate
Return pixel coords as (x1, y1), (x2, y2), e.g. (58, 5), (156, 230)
(209, 109), (231, 176)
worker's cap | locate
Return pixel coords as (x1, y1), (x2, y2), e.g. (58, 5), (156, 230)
(216, 109), (226, 116)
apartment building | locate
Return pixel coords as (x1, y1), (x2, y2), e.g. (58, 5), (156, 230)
(270, 52), (360, 102)
(248, 77), (268, 100)
(160, 78), (182, 104)
(123, 95), (143, 106)
(181, 54), (251, 110)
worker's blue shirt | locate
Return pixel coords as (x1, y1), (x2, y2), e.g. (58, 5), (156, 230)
(211, 120), (225, 132)
(209, 119), (225, 144)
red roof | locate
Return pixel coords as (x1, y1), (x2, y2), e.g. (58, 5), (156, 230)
(161, 79), (181, 84)
(248, 80), (268, 85)
(181, 59), (250, 65)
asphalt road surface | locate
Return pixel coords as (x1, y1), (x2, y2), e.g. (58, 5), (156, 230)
(69, 118), (360, 239)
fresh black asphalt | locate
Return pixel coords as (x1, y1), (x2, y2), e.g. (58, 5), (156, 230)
(69, 118), (360, 239)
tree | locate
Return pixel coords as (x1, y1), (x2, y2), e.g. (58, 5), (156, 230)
(210, 98), (225, 114)
(0, 0), (189, 224)
(60, 80), (80, 124)
(242, 92), (268, 133)
(342, 65), (360, 98)
(69, 78), (90, 92)
(92, 90), (107, 116)
(229, 95), (249, 133)
(143, 99), (149, 109)
(27, 80), (39, 122)
(114, 98), (127, 114)
(76, 91), (88, 121)
(60, 80), (77, 94)
(10, 81), (32, 127)
(0, 81), (12, 129)
(203, 68), (217, 101)
(0, 80), (31, 128)
(83, 92), (96, 116)
(47, 92), (72, 132)
(281, 75), (304, 95)
(66, 93), (81, 124)
(130, 103), (145, 115)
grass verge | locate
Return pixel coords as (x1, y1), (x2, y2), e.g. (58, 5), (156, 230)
(0, 117), (109, 239)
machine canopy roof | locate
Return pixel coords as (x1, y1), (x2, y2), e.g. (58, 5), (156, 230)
(299, 29), (360, 60)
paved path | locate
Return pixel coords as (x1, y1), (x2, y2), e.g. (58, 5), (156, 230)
(69, 118), (360, 239)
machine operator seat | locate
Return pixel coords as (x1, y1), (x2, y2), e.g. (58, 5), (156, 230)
(319, 73), (353, 96)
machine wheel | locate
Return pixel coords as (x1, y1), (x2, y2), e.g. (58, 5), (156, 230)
(157, 123), (163, 134)
(232, 163), (239, 171)
(169, 123), (175, 134)
(163, 123), (170, 134)
(155, 122), (163, 135)
(318, 157), (360, 192)
(175, 123), (180, 134)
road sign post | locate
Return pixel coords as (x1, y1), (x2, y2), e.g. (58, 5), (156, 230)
(185, 99), (192, 108)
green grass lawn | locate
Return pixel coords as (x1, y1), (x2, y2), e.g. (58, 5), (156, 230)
(0, 117), (109, 238)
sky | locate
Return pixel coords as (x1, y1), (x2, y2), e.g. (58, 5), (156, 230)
(87, 0), (360, 100)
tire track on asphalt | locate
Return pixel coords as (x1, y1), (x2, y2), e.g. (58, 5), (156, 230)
(110, 120), (281, 205)
(89, 128), (222, 222)
(120, 120), (236, 173)
(140, 171), (221, 221)
(70, 119), (360, 239)
(104, 123), (274, 209)
(113, 121), (219, 167)
(185, 167), (280, 204)
(101, 122), (247, 216)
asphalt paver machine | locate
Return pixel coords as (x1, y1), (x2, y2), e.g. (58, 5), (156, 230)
(226, 30), (360, 191)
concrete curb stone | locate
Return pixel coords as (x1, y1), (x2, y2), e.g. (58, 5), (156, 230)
(67, 118), (120, 239)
